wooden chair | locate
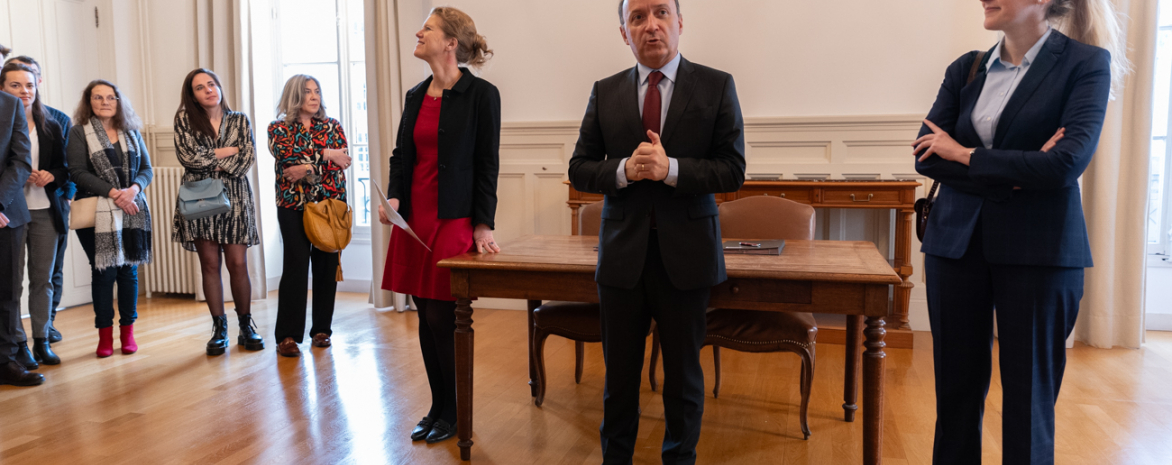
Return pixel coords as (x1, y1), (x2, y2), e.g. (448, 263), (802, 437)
(531, 201), (658, 406)
(650, 195), (818, 439)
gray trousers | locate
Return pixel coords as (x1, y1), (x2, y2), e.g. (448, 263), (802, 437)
(13, 209), (60, 341)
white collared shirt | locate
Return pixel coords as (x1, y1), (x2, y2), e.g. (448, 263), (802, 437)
(24, 124), (50, 210)
(616, 52), (682, 189)
(971, 28), (1053, 149)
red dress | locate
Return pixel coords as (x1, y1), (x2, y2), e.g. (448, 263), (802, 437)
(382, 96), (474, 301)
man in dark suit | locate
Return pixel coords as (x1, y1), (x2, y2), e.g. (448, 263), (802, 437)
(4, 55), (72, 344)
(0, 91), (40, 387)
(567, 1), (745, 462)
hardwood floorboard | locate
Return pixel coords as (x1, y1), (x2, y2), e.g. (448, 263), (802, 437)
(3, 292), (1172, 464)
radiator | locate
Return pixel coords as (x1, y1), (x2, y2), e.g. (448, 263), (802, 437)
(142, 166), (198, 297)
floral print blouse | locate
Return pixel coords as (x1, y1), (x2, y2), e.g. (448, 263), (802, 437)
(267, 116), (348, 210)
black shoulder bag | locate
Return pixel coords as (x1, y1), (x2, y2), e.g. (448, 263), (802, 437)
(915, 51), (987, 242)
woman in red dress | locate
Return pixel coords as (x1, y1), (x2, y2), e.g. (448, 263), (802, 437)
(379, 7), (500, 444)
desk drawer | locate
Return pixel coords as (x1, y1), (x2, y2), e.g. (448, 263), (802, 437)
(710, 279), (813, 305)
(735, 189), (812, 203)
(821, 189), (902, 206)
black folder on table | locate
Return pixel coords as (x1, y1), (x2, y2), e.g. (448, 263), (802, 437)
(722, 240), (785, 255)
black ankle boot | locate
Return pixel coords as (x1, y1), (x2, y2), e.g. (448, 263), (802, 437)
(33, 338), (60, 365)
(206, 315), (229, 356)
(15, 343), (38, 370)
(237, 314), (264, 351)
(47, 326), (63, 344)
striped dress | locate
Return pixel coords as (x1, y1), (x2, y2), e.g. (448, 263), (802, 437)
(171, 110), (261, 251)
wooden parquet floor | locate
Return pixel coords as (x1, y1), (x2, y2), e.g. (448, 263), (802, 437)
(2, 292), (1171, 464)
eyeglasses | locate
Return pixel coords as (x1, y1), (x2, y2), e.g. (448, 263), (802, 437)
(91, 95), (119, 103)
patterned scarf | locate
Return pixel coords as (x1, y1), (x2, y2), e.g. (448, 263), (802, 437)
(83, 119), (153, 270)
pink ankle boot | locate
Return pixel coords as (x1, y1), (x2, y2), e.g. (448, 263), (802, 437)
(120, 325), (138, 354)
(96, 327), (114, 358)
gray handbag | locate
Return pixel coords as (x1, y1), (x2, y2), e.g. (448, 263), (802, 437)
(177, 178), (231, 220)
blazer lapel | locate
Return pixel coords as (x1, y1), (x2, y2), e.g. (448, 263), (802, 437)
(993, 33), (1066, 148)
(661, 57), (695, 143)
(618, 67), (646, 144)
(956, 49), (994, 147)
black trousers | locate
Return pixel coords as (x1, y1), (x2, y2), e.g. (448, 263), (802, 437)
(926, 226), (1083, 465)
(413, 296), (457, 425)
(598, 234), (708, 465)
(274, 207), (339, 343)
(0, 225), (26, 364)
(50, 229), (67, 321)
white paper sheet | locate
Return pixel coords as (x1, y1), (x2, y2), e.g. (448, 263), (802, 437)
(372, 180), (431, 252)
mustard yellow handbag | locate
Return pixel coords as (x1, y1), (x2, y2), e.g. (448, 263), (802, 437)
(303, 198), (352, 281)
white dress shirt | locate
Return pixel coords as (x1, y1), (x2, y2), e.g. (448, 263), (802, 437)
(24, 124), (50, 210)
(616, 52), (682, 189)
(971, 28), (1052, 149)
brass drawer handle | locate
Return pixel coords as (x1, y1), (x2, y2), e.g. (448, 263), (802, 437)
(850, 194), (874, 202)
(763, 193), (786, 198)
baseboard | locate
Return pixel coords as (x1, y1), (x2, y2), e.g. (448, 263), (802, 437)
(1146, 312), (1172, 331)
(335, 279), (371, 294)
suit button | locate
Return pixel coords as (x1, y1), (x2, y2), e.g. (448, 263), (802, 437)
(439, 164), (447, 170)
(439, 128), (445, 134)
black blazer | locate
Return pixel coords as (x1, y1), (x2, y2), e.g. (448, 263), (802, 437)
(916, 31), (1109, 268)
(568, 57), (746, 290)
(0, 92), (32, 229)
(388, 69), (500, 229)
(46, 105), (76, 201)
(31, 118), (70, 233)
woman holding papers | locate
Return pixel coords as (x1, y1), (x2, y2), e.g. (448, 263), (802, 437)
(912, 0), (1126, 462)
(268, 74), (351, 358)
(378, 7), (500, 444)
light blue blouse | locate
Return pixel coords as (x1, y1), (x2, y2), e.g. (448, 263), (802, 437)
(971, 28), (1053, 149)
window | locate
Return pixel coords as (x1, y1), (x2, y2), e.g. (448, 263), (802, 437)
(1149, 3), (1172, 256)
(274, 0), (371, 226)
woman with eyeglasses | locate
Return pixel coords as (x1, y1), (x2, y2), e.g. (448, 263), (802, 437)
(0, 62), (69, 368)
(67, 80), (153, 358)
(267, 74), (350, 358)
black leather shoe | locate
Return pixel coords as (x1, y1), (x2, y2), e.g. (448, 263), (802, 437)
(425, 419), (456, 443)
(411, 416), (436, 441)
(15, 343), (38, 370)
(0, 361), (44, 386)
(47, 326), (63, 344)
(237, 314), (264, 351)
(33, 338), (60, 365)
(207, 315), (229, 356)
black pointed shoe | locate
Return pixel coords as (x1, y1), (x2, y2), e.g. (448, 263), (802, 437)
(207, 315), (229, 356)
(33, 338), (60, 365)
(15, 343), (38, 370)
(0, 361), (43, 386)
(47, 326), (63, 344)
(411, 416), (436, 441)
(425, 419), (456, 443)
(237, 314), (264, 351)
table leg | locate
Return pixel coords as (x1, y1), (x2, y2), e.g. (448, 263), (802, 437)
(863, 316), (887, 465)
(455, 298), (475, 461)
(527, 299), (541, 397)
(893, 209), (915, 330)
(843, 315), (863, 422)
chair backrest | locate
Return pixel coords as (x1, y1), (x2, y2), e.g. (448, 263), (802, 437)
(718, 195), (815, 241)
(579, 201), (603, 236)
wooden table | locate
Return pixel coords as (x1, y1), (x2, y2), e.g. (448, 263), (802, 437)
(438, 235), (902, 463)
(567, 180), (921, 348)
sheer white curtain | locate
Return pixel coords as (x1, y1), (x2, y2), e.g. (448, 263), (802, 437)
(1075, 0), (1158, 349)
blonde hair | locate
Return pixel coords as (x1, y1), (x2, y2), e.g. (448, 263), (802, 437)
(430, 7), (493, 69)
(275, 74), (326, 124)
(1047, 0), (1131, 97)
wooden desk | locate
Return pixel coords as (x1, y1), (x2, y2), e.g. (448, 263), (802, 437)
(439, 236), (902, 463)
(567, 180), (921, 348)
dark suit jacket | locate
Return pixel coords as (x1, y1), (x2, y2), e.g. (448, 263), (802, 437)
(0, 92), (32, 229)
(568, 57), (746, 290)
(388, 69), (500, 229)
(916, 31), (1109, 268)
(46, 105), (76, 202)
(32, 118), (70, 233)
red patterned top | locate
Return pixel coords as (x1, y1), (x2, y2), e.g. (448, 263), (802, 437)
(267, 116), (348, 210)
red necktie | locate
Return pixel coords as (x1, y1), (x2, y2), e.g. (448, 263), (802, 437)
(643, 71), (664, 139)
